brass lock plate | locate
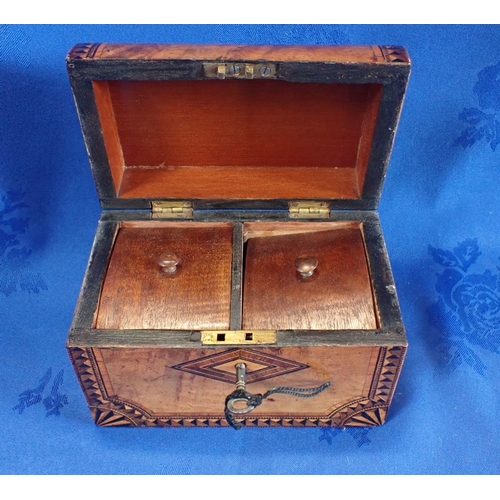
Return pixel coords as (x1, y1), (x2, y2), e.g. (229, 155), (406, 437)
(201, 330), (277, 345)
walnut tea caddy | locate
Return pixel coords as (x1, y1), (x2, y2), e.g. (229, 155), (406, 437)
(66, 43), (410, 428)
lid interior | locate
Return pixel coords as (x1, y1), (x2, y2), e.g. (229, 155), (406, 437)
(93, 79), (383, 200)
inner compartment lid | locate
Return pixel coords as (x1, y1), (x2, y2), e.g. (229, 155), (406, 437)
(67, 44), (410, 210)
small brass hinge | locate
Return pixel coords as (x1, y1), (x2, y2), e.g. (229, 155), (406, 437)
(151, 201), (193, 219)
(201, 330), (277, 345)
(288, 201), (330, 219)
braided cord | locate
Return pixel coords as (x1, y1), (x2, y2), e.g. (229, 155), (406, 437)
(225, 382), (331, 429)
(263, 381), (331, 400)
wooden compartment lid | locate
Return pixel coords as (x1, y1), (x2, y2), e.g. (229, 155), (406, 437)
(67, 44), (410, 210)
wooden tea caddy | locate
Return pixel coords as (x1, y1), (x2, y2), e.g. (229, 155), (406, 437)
(66, 43), (410, 428)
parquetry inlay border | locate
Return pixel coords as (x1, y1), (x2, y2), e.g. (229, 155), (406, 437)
(379, 45), (409, 64)
(68, 43), (101, 60)
(68, 345), (406, 428)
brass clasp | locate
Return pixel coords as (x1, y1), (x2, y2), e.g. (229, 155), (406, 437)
(203, 62), (277, 80)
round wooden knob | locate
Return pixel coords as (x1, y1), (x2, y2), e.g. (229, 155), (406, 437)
(157, 251), (180, 274)
(295, 256), (318, 278)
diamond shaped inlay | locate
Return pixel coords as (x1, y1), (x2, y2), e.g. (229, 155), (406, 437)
(172, 348), (309, 384)
(215, 359), (268, 374)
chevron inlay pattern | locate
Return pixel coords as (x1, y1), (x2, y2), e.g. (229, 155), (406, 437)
(380, 45), (409, 63)
(68, 43), (101, 60)
(68, 345), (405, 427)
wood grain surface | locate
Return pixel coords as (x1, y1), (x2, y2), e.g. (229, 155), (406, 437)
(242, 222), (376, 330)
(91, 81), (125, 189)
(118, 165), (360, 200)
(95, 222), (234, 330)
(85, 44), (410, 65)
(92, 80), (382, 200)
(93, 345), (381, 417)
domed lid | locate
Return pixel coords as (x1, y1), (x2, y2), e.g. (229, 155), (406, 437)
(67, 43), (410, 212)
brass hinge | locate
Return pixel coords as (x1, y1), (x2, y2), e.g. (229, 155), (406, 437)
(288, 201), (330, 219)
(151, 201), (193, 219)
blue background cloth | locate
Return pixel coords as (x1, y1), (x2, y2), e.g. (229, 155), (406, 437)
(1, 24), (499, 474)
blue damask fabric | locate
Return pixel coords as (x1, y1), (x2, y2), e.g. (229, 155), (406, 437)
(0, 24), (499, 474)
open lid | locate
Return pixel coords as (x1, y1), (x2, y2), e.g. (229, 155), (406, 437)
(67, 44), (410, 211)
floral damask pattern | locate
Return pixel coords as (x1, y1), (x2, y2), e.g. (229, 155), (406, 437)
(0, 189), (47, 295)
(319, 427), (372, 447)
(427, 239), (500, 375)
(456, 60), (500, 151)
(13, 368), (68, 417)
